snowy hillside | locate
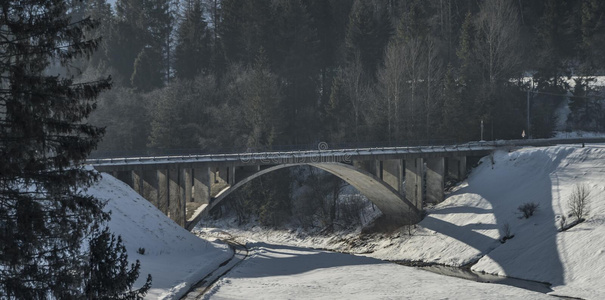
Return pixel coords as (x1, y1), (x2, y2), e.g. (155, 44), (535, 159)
(376, 144), (605, 299)
(197, 144), (605, 299)
(86, 173), (231, 299)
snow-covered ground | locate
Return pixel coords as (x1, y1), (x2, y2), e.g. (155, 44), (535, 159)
(86, 173), (231, 299)
(202, 241), (552, 300)
(197, 144), (605, 299)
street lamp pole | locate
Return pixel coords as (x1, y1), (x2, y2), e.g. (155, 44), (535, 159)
(527, 88), (531, 139)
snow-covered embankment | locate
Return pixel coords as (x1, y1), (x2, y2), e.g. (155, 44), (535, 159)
(86, 174), (231, 299)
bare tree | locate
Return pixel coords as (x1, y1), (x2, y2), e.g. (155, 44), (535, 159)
(424, 38), (444, 138)
(568, 183), (591, 221)
(474, 0), (523, 131)
(336, 54), (371, 142)
(476, 0), (522, 87)
(377, 40), (406, 142)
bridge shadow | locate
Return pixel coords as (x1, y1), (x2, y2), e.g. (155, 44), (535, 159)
(421, 149), (571, 286)
(228, 242), (387, 279)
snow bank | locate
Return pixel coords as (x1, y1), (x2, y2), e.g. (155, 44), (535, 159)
(86, 173), (231, 299)
(369, 144), (605, 299)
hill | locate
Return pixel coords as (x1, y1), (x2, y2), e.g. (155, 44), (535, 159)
(86, 172), (231, 299)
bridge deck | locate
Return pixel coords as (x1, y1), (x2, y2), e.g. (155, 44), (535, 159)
(87, 137), (605, 169)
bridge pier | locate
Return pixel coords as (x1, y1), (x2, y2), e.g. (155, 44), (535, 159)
(212, 166), (230, 195)
(168, 168), (186, 227)
(381, 159), (403, 192)
(405, 158), (424, 210)
(193, 167), (211, 204)
(132, 169), (159, 207)
(426, 157), (445, 204)
(157, 169), (169, 215)
(447, 156), (467, 180)
(114, 171), (133, 187)
(353, 160), (379, 177)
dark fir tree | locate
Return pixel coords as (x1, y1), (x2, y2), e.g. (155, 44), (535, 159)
(0, 0), (148, 298)
(271, 0), (321, 144)
(108, 0), (148, 84)
(108, 0), (173, 89)
(345, 0), (392, 82)
(220, 0), (272, 65)
(175, 0), (211, 80)
(85, 228), (152, 298)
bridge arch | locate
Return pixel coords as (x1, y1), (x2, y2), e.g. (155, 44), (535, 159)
(193, 162), (420, 229)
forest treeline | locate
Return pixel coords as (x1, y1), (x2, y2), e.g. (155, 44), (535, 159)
(74, 0), (605, 154)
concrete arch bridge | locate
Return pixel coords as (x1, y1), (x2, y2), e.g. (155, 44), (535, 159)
(87, 138), (603, 230)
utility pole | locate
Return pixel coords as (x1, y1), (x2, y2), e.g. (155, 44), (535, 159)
(527, 89), (531, 139)
(481, 120), (484, 141)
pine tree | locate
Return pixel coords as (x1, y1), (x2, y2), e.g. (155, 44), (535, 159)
(108, 0), (173, 89)
(0, 0), (147, 297)
(220, 0), (272, 65)
(243, 48), (283, 149)
(345, 0), (392, 82)
(131, 46), (164, 91)
(85, 228), (152, 299)
(271, 0), (321, 144)
(174, 0), (211, 80)
(108, 0), (148, 84)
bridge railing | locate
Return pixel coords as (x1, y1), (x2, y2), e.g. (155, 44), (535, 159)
(87, 136), (605, 162)
(88, 139), (460, 159)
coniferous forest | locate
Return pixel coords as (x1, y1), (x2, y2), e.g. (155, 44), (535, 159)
(79, 0), (605, 155)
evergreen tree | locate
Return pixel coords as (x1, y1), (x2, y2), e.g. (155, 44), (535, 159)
(345, 0), (392, 82)
(271, 0), (321, 144)
(220, 0), (272, 65)
(131, 46), (164, 92)
(442, 64), (465, 141)
(85, 228), (152, 299)
(242, 49), (283, 149)
(578, 0), (605, 72)
(0, 0), (151, 297)
(453, 12), (479, 141)
(108, 0), (173, 89)
(174, 0), (211, 80)
(532, 0), (574, 87)
(108, 0), (148, 84)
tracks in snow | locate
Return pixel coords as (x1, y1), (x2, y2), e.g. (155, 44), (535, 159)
(180, 232), (249, 300)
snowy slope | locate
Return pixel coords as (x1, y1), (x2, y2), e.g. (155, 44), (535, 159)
(203, 242), (552, 300)
(369, 144), (605, 298)
(86, 173), (231, 299)
(197, 144), (605, 299)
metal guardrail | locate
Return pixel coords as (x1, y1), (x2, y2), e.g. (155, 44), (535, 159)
(87, 139), (459, 159)
(85, 137), (605, 167)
